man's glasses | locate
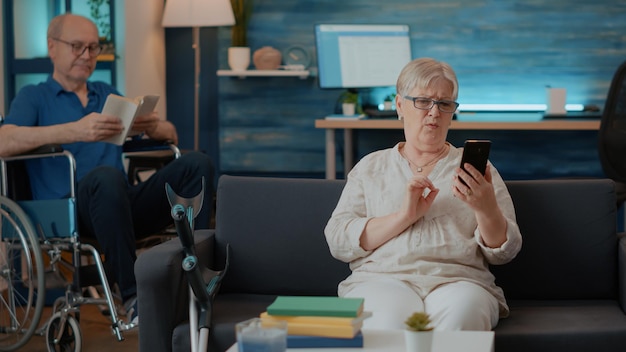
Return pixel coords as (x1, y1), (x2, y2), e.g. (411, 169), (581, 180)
(403, 96), (459, 113)
(51, 38), (102, 57)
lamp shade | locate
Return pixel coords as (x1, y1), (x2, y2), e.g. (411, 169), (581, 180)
(162, 0), (235, 27)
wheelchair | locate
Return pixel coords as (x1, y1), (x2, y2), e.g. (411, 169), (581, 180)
(0, 140), (180, 352)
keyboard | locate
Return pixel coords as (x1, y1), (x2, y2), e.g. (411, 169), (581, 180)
(364, 108), (398, 119)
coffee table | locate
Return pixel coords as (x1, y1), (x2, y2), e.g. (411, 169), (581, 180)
(226, 329), (494, 352)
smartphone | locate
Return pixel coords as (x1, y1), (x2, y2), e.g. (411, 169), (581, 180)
(460, 140), (491, 176)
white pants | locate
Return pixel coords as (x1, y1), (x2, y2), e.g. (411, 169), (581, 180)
(343, 277), (499, 331)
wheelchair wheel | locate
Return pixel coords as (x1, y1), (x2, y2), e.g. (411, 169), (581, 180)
(0, 196), (46, 351)
(45, 312), (81, 352)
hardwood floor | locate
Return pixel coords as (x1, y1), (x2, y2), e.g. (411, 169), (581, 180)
(20, 304), (138, 352)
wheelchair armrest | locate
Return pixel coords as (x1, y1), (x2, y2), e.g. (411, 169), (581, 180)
(122, 139), (181, 158)
(1, 146), (76, 198)
(26, 144), (65, 155)
(135, 229), (215, 351)
(123, 139), (181, 184)
(0, 144), (65, 162)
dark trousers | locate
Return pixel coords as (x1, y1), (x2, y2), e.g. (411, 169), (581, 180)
(76, 151), (214, 300)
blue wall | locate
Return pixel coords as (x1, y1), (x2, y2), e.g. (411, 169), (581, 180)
(215, 0), (626, 179)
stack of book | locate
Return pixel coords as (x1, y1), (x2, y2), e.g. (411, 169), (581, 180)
(260, 296), (371, 348)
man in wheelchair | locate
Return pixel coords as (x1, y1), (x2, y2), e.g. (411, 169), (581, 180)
(0, 13), (214, 327)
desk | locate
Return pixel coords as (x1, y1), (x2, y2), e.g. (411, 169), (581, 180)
(226, 329), (494, 352)
(315, 118), (601, 179)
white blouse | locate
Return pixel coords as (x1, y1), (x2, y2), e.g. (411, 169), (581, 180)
(324, 142), (523, 317)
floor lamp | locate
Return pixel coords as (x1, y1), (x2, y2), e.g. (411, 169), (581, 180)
(162, 0), (235, 151)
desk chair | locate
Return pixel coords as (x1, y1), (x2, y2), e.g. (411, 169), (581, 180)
(598, 60), (626, 225)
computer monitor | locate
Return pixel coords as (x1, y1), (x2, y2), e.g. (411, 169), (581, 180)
(314, 24), (412, 89)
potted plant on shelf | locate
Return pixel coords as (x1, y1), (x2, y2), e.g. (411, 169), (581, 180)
(228, 0), (254, 71)
(404, 312), (434, 352)
(340, 90), (359, 116)
(383, 93), (396, 111)
(88, 0), (114, 59)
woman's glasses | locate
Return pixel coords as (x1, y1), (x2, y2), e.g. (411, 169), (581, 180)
(403, 96), (459, 113)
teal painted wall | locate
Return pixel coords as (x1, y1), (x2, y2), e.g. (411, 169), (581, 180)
(216, 0), (626, 178)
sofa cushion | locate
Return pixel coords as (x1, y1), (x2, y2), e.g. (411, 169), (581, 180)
(495, 300), (626, 352)
(491, 179), (617, 300)
(214, 176), (350, 296)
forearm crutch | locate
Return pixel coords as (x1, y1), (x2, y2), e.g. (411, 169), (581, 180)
(166, 179), (229, 352)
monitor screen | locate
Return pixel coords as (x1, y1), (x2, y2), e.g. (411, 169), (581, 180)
(314, 24), (412, 89)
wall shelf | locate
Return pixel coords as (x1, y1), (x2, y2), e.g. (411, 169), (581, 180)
(217, 69), (310, 79)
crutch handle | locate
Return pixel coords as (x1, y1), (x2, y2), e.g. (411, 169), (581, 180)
(171, 204), (195, 256)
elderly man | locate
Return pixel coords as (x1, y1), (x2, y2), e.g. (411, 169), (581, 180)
(0, 13), (214, 326)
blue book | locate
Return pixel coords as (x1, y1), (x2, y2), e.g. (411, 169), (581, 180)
(287, 331), (364, 348)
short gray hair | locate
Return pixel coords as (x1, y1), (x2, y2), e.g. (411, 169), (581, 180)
(396, 58), (459, 100)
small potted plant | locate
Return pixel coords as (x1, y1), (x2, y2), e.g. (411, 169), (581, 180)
(228, 0), (254, 71)
(404, 312), (434, 352)
(88, 0), (114, 58)
(340, 90), (359, 116)
(383, 93), (396, 111)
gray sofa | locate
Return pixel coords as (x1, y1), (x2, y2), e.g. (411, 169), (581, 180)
(136, 175), (626, 352)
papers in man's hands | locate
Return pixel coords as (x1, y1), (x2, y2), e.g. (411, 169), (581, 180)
(101, 94), (160, 145)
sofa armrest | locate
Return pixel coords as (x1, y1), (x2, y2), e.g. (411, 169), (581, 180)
(136, 229), (215, 352)
(619, 232), (626, 314)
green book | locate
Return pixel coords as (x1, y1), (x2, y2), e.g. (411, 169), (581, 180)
(266, 296), (364, 318)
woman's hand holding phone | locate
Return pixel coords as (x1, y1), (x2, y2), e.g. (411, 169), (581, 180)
(459, 140), (491, 187)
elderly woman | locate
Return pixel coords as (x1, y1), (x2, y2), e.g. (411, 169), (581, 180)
(324, 57), (522, 331)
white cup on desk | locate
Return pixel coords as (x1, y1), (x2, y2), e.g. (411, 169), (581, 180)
(546, 87), (567, 115)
